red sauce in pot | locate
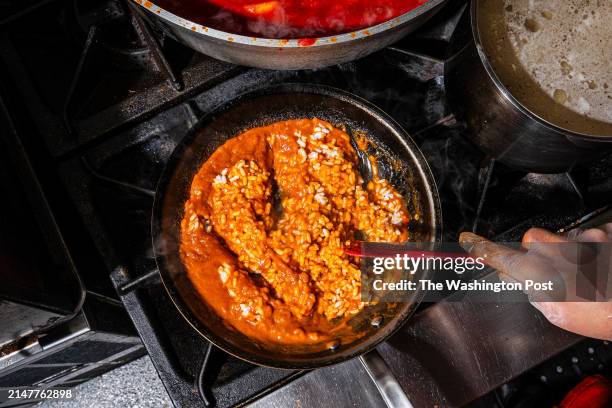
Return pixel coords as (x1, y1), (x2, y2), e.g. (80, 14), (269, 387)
(153, 0), (430, 38)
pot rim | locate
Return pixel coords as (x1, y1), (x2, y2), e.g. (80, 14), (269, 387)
(131, 0), (447, 49)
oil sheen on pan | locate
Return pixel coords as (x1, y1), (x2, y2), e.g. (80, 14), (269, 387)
(153, 0), (431, 38)
(180, 118), (410, 345)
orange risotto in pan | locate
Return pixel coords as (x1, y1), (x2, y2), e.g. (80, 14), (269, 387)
(180, 118), (409, 345)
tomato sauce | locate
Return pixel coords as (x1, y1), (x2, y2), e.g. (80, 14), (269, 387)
(153, 0), (430, 38)
(180, 119), (409, 345)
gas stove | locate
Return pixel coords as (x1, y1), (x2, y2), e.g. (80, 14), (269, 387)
(1, 0), (611, 407)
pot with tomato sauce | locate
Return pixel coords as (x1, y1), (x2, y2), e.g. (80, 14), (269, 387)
(130, 0), (449, 69)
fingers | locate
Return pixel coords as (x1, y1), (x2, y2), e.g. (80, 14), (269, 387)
(523, 228), (567, 245)
(459, 232), (527, 283)
(526, 224), (612, 244)
(522, 227), (570, 259)
(531, 301), (612, 341)
(459, 231), (564, 296)
(576, 228), (609, 243)
(567, 223), (612, 242)
(602, 223), (612, 238)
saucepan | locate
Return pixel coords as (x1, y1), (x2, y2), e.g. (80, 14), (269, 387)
(445, 0), (612, 173)
(129, 0), (449, 69)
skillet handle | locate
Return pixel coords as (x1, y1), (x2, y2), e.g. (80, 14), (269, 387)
(359, 350), (414, 408)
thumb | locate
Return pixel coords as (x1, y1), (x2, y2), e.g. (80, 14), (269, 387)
(459, 231), (562, 301)
(531, 302), (612, 341)
(459, 232), (528, 284)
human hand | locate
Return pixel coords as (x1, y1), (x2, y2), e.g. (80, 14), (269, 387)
(459, 225), (612, 341)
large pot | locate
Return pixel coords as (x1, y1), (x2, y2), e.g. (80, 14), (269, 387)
(445, 0), (612, 174)
(130, 0), (449, 70)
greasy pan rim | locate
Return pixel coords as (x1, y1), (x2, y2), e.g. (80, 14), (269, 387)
(131, 0), (447, 48)
(152, 83), (442, 369)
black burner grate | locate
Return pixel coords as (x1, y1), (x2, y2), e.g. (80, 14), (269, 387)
(0, 0), (240, 156)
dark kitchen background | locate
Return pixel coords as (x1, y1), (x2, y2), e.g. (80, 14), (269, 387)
(1, 0), (611, 407)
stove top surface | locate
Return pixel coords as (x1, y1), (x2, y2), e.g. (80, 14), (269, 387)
(1, 1), (611, 407)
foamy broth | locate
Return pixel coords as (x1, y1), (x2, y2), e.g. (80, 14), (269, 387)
(479, 0), (612, 136)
